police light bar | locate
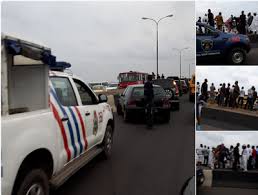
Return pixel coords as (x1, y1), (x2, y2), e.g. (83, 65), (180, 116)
(50, 61), (71, 71)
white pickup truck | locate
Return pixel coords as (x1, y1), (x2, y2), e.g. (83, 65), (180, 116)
(1, 35), (115, 195)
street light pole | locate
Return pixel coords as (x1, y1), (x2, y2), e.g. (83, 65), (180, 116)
(172, 47), (189, 96)
(142, 14), (173, 77)
(156, 22), (159, 77)
(189, 64), (190, 79)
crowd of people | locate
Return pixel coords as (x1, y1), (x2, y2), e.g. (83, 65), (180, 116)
(197, 9), (258, 34)
(197, 79), (258, 111)
(196, 143), (258, 172)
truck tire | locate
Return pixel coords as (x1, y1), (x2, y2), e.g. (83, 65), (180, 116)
(227, 47), (246, 65)
(164, 88), (173, 98)
(14, 169), (49, 195)
(102, 125), (113, 159)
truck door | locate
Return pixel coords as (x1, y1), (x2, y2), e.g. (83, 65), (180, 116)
(50, 76), (82, 164)
(196, 24), (226, 57)
(72, 78), (103, 150)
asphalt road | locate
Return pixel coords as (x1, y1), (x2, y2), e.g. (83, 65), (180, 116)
(54, 94), (195, 195)
(201, 118), (251, 130)
(198, 187), (258, 195)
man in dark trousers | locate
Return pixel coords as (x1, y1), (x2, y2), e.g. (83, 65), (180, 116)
(208, 9), (215, 27)
(144, 75), (154, 128)
(225, 83), (231, 107)
(233, 143), (240, 170)
(232, 81), (240, 108)
(201, 79), (208, 102)
(239, 11), (246, 34)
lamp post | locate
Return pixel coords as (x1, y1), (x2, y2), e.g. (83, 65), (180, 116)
(142, 14), (173, 77)
(172, 47), (189, 96)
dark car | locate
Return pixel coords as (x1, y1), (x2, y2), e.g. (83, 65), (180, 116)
(180, 80), (188, 94)
(196, 22), (251, 64)
(174, 80), (187, 95)
(116, 84), (170, 122)
(153, 78), (180, 110)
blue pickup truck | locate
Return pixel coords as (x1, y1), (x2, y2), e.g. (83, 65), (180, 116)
(196, 22), (251, 65)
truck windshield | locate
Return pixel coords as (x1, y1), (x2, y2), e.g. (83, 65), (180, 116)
(119, 73), (140, 82)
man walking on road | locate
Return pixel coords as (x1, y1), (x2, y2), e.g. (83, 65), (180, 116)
(232, 81), (240, 108)
(238, 87), (245, 108)
(203, 145), (209, 166)
(233, 143), (240, 170)
(245, 86), (254, 110)
(144, 75), (154, 129)
(210, 83), (216, 104)
(242, 145), (248, 172)
(225, 83), (231, 107)
(201, 79), (208, 102)
(219, 83), (226, 106)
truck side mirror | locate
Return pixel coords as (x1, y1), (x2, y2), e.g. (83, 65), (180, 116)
(98, 94), (108, 103)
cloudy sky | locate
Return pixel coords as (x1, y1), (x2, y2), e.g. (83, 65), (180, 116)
(196, 1), (258, 20)
(196, 66), (258, 92)
(196, 131), (258, 149)
(2, 1), (195, 83)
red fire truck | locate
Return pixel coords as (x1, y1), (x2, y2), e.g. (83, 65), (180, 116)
(117, 71), (149, 89)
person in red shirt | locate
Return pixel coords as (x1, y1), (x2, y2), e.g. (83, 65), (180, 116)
(252, 146), (257, 169)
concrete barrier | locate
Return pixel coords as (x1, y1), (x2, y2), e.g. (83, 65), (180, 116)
(212, 169), (258, 189)
(202, 107), (258, 129)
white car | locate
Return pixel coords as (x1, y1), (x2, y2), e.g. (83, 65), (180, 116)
(92, 84), (107, 93)
(1, 35), (115, 195)
(106, 83), (118, 91)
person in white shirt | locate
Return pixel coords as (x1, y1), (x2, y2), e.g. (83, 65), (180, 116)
(197, 82), (201, 96)
(202, 14), (208, 24)
(208, 147), (215, 169)
(242, 145), (249, 172)
(249, 13), (258, 34)
(238, 86), (245, 108)
(196, 144), (205, 165)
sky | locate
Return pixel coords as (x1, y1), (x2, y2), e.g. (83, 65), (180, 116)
(196, 66), (258, 92)
(196, 1), (258, 20)
(2, 1), (195, 83)
(196, 131), (258, 149)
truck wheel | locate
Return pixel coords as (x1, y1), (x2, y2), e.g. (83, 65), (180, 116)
(228, 48), (246, 65)
(15, 169), (49, 195)
(102, 125), (113, 159)
(164, 88), (173, 98)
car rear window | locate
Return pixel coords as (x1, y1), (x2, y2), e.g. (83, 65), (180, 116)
(132, 86), (166, 97)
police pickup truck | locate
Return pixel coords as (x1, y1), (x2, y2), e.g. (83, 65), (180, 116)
(1, 35), (114, 195)
(196, 22), (251, 64)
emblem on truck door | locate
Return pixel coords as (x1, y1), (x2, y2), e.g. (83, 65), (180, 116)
(201, 39), (213, 51)
(93, 110), (99, 135)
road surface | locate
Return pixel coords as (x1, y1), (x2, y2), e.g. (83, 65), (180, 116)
(198, 187), (258, 195)
(201, 118), (251, 130)
(54, 94), (195, 195)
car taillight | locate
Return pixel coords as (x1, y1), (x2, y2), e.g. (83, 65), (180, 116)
(127, 99), (136, 106)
